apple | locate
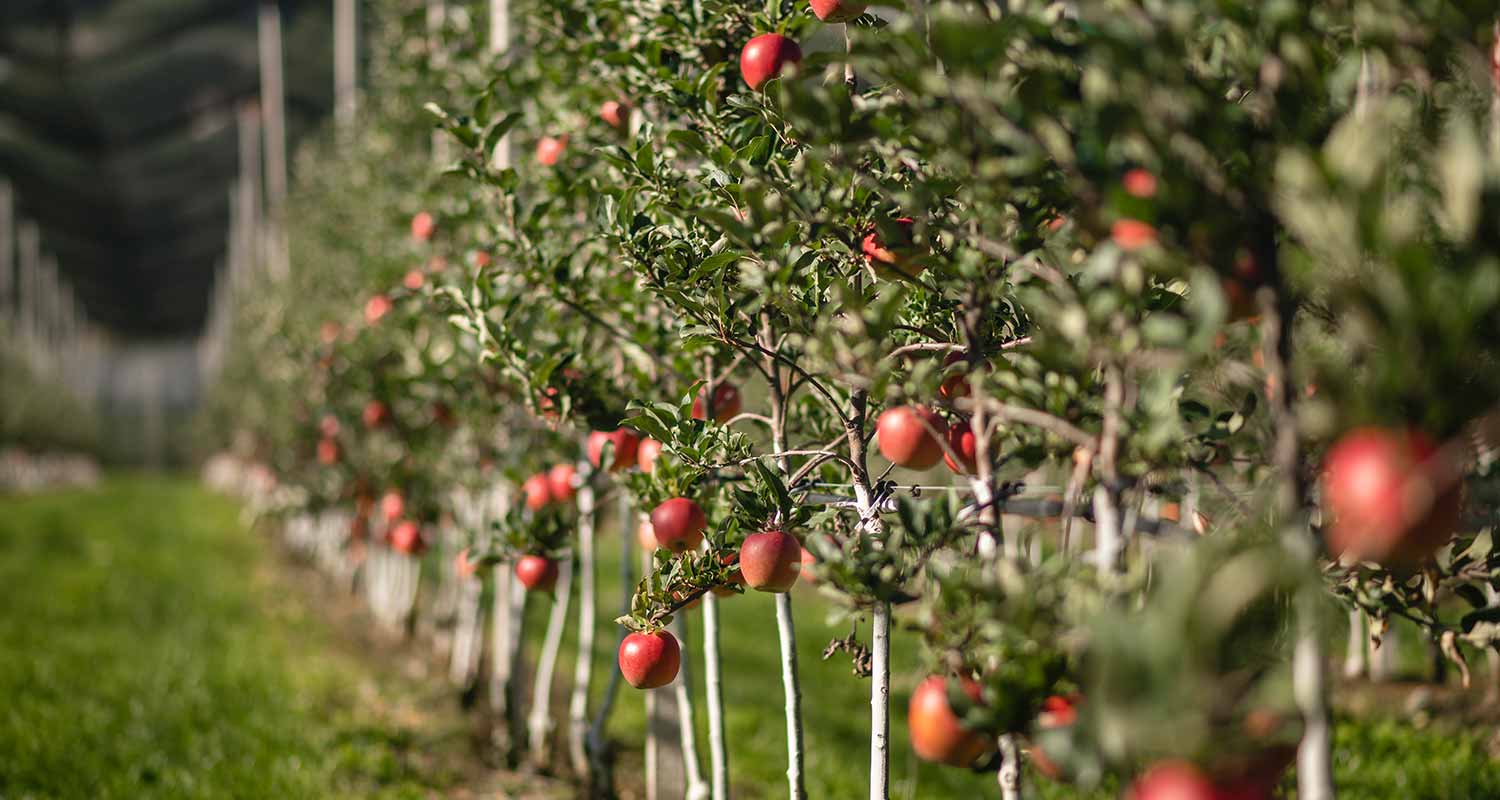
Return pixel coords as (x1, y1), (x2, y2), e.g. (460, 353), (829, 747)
(1111, 219), (1158, 251)
(650, 497), (707, 553)
(380, 490), (405, 522)
(470, 250), (493, 269)
(638, 438), (664, 473)
(316, 438), (340, 465)
(402, 269), (425, 290)
(619, 630), (681, 689)
(600, 99), (630, 130)
(1029, 694), (1079, 782)
(588, 428), (642, 473)
(908, 676), (995, 767)
(319, 321), (342, 344)
(389, 520), (425, 555)
(862, 217), (922, 278)
(319, 414), (341, 438)
(515, 554), (560, 592)
(1123, 168), (1159, 199)
(740, 33), (803, 91)
(692, 382), (743, 423)
(1321, 427), (1461, 565)
(943, 418), (978, 474)
(454, 548), (479, 578)
(739, 530), (802, 592)
(637, 518), (659, 551)
(364, 293), (393, 325)
(536, 135), (567, 166)
(799, 547), (817, 584)
(810, 0), (866, 22)
(547, 463), (578, 503)
(1125, 761), (1219, 800)
(523, 473), (553, 511)
(712, 554), (744, 597)
(410, 211), (436, 241)
(938, 351), (970, 400)
(877, 405), (947, 470)
(362, 400), (390, 429)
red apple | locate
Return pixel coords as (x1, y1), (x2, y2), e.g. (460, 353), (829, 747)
(799, 547), (817, 584)
(536, 135), (567, 166)
(470, 250), (493, 269)
(619, 630), (681, 689)
(862, 217), (922, 278)
(319, 321), (342, 344)
(908, 676), (994, 767)
(600, 99), (630, 130)
(943, 418), (978, 474)
(319, 414), (341, 438)
(454, 548), (479, 578)
(938, 351), (970, 400)
(410, 211), (436, 241)
(1030, 694), (1079, 782)
(692, 382), (743, 423)
(637, 519), (659, 551)
(402, 269), (425, 290)
(1123, 169), (1159, 199)
(877, 405), (947, 470)
(316, 438), (340, 465)
(739, 530), (802, 592)
(1321, 427), (1461, 565)
(547, 463), (578, 503)
(380, 490), (405, 522)
(1125, 761), (1220, 800)
(650, 497), (707, 553)
(638, 438), (664, 473)
(588, 428), (642, 473)
(515, 554), (560, 592)
(740, 33), (803, 91)
(712, 553), (744, 597)
(810, 0), (866, 22)
(362, 400), (390, 429)
(1111, 219), (1158, 251)
(364, 293), (393, 325)
(389, 520), (425, 555)
(523, 473), (553, 511)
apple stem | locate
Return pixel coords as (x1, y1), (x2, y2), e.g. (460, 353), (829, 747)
(529, 552), (575, 766)
(567, 481), (598, 777)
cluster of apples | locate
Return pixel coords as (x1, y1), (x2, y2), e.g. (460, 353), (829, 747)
(376, 489), (426, 556)
(522, 463), (579, 510)
(876, 353), (977, 474)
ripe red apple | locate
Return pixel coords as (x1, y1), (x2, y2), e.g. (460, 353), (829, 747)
(739, 530), (802, 592)
(523, 473), (553, 511)
(588, 428), (642, 473)
(600, 99), (630, 130)
(650, 497), (707, 553)
(1123, 168), (1159, 199)
(692, 382), (743, 423)
(362, 400), (390, 429)
(1321, 427), (1461, 565)
(799, 547), (817, 584)
(316, 438), (340, 465)
(943, 418), (978, 474)
(712, 554), (744, 597)
(938, 351), (970, 400)
(410, 211), (436, 241)
(862, 217), (922, 278)
(1125, 761), (1220, 800)
(1111, 219), (1158, 251)
(515, 554), (560, 592)
(380, 490), (405, 522)
(637, 519), (659, 551)
(536, 135), (567, 166)
(389, 520), (425, 555)
(547, 463), (578, 503)
(319, 321), (342, 344)
(619, 630), (681, 689)
(740, 33), (803, 91)
(454, 548), (479, 578)
(364, 293), (393, 325)
(877, 405), (947, 470)
(402, 269), (425, 290)
(319, 414), (341, 438)
(908, 676), (994, 767)
(810, 0), (866, 22)
(638, 438), (664, 473)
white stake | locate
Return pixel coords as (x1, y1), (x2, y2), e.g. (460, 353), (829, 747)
(568, 482), (599, 776)
(334, 0), (359, 127)
(257, 2), (289, 279)
(529, 554), (574, 764)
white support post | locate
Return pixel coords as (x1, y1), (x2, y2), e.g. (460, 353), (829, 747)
(257, 2), (289, 280)
(334, 0), (358, 127)
(427, 0), (449, 165)
(488, 0), (510, 169)
(0, 181), (12, 324)
(236, 102), (262, 280)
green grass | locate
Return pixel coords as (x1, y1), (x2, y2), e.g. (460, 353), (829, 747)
(0, 476), (481, 799)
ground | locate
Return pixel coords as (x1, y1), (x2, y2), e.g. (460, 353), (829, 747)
(1, 477), (1498, 798)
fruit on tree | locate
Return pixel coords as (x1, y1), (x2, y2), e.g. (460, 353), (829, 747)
(454, 548), (479, 578)
(739, 530), (803, 592)
(1029, 694), (1079, 782)
(362, 400), (390, 429)
(469, 250), (493, 269)
(740, 33), (803, 91)
(516, 554), (560, 592)
(588, 428), (642, 473)
(402, 269), (425, 290)
(316, 438), (339, 465)
(547, 463), (578, 503)
(319, 321), (342, 345)
(1125, 761), (1220, 800)
(636, 519), (659, 551)
(1111, 219), (1158, 251)
(908, 676), (995, 767)
(1123, 168), (1159, 199)
(862, 217), (922, 278)
(380, 490), (405, 522)
(809, 0), (866, 22)
(410, 211), (435, 241)
(600, 99), (630, 130)
(938, 351), (970, 400)
(877, 405), (947, 470)
(364, 294), (393, 325)
(619, 630), (682, 689)
(649, 497), (707, 553)
(1321, 427), (1461, 565)
(712, 553), (744, 597)
(799, 547), (817, 583)
(536, 135), (567, 166)
(944, 418), (978, 474)
(388, 520), (425, 555)
(692, 382), (743, 423)
(637, 438), (664, 473)
(523, 473), (553, 511)
(319, 414), (341, 438)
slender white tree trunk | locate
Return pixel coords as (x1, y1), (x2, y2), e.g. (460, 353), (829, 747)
(1342, 609), (1367, 679)
(703, 591), (730, 800)
(774, 592), (806, 799)
(852, 481), (890, 800)
(1295, 603), (1334, 800)
(671, 615), (710, 800)
(644, 548), (661, 800)
(568, 483), (598, 776)
(997, 734), (1023, 800)
(529, 555), (575, 765)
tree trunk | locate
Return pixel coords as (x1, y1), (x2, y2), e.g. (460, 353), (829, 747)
(529, 554), (575, 767)
(568, 483), (598, 777)
(703, 591), (730, 800)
